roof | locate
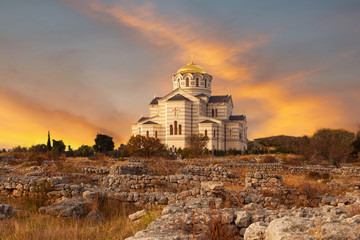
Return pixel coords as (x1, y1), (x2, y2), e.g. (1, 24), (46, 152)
(208, 95), (231, 103)
(142, 121), (159, 125)
(149, 97), (161, 105)
(167, 94), (191, 102)
(176, 59), (207, 74)
(229, 115), (246, 121)
(199, 120), (218, 124)
(137, 117), (149, 122)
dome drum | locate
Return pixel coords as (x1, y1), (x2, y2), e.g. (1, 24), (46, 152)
(172, 60), (213, 96)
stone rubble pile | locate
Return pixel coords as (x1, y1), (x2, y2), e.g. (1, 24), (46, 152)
(0, 201), (15, 219)
(39, 197), (86, 218)
(126, 192), (360, 240)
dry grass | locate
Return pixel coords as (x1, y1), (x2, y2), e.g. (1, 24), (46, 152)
(147, 158), (186, 176)
(0, 195), (161, 240)
(182, 209), (237, 240)
(283, 175), (329, 207)
(332, 175), (360, 184)
(0, 211), (144, 240)
(198, 214), (236, 240)
(228, 167), (253, 182)
(347, 204), (360, 217)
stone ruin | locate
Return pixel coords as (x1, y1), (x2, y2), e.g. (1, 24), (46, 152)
(1, 158), (360, 239)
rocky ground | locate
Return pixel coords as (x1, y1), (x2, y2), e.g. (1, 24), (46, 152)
(0, 154), (360, 239)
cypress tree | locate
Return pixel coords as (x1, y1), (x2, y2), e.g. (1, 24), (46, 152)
(47, 131), (52, 151)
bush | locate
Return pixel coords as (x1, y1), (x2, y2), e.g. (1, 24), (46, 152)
(29, 144), (47, 153)
(27, 153), (45, 166)
(52, 140), (66, 155)
(227, 148), (241, 155)
(213, 150), (226, 156)
(306, 172), (330, 181)
(13, 146), (28, 152)
(185, 134), (209, 158)
(127, 135), (167, 158)
(311, 128), (355, 167)
(261, 155), (277, 163)
(76, 145), (94, 157)
(93, 133), (115, 154)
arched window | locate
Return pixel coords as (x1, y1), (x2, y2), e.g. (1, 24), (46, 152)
(186, 78), (189, 87)
(196, 78), (199, 87)
(215, 109), (218, 117)
(205, 130), (208, 137)
(229, 129), (232, 137)
(170, 125), (173, 135)
(155, 131), (158, 138)
(146, 131), (149, 138)
(174, 121), (178, 135)
(179, 125), (182, 135)
(239, 133), (242, 139)
(213, 130), (216, 138)
(212, 109), (215, 117)
(205, 79), (207, 88)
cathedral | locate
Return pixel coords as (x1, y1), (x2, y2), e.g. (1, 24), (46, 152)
(132, 59), (248, 152)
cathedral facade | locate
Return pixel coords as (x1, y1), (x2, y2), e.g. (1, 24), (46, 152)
(132, 60), (247, 152)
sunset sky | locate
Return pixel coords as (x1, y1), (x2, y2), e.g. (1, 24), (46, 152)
(1, 0), (360, 149)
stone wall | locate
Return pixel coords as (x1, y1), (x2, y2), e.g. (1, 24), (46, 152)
(288, 165), (360, 176)
(100, 174), (223, 192)
(83, 167), (109, 175)
(179, 165), (230, 179)
(245, 172), (283, 192)
(217, 161), (360, 177)
(109, 163), (148, 176)
(0, 175), (225, 207)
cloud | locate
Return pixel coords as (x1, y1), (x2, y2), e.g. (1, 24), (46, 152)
(59, 0), (360, 139)
(0, 87), (125, 149)
(0, 33), (135, 148)
(62, 0), (268, 82)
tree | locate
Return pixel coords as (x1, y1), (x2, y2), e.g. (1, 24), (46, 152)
(311, 128), (355, 167)
(66, 145), (74, 157)
(127, 135), (167, 158)
(185, 134), (209, 158)
(353, 131), (360, 157)
(296, 136), (312, 162)
(29, 144), (47, 153)
(47, 131), (52, 151)
(52, 140), (66, 154)
(13, 146), (27, 152)
(93, 133), (114, 154)
(77, 145), (94, 157)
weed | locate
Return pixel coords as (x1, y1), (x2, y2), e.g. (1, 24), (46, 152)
(140, 207), (163, 227)
(347, 204), (360, 217)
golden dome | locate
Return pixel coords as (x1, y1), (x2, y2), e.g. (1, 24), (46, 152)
(176, 58), (207, 74)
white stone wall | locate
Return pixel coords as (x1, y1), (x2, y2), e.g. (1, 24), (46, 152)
(172, 73), (212, 97)
(149, 105), (159, 117)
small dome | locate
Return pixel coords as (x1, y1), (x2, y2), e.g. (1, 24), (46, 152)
(176, 59), (207, 74)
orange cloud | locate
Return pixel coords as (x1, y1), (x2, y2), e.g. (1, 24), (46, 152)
(0, 88), (114, 149)
(59, 1), (359, 139)
(63, 0), (268, 82)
